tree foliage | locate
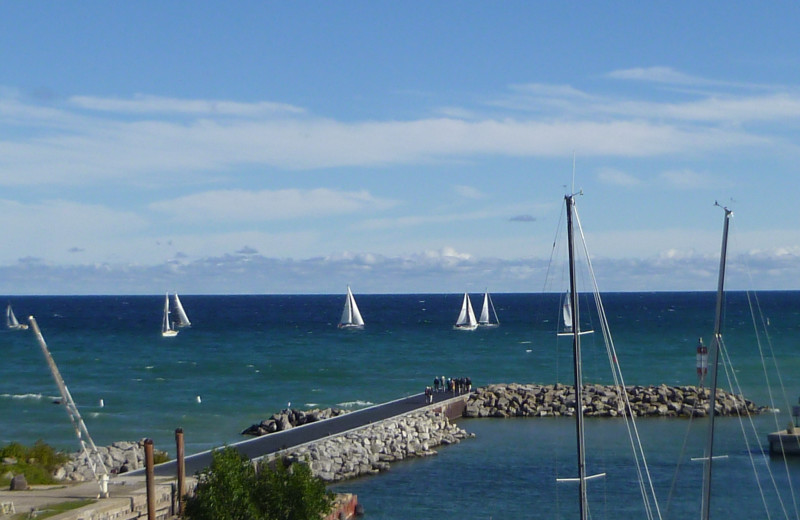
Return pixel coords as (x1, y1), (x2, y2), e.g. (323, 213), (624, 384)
(183, 447), (334, 520)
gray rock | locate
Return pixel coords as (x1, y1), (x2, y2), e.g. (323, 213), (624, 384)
(10, 474), (28, 491)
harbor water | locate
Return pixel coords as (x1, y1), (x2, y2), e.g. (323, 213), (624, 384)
(2, 292), (799, 518)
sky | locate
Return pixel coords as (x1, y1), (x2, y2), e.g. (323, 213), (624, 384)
(1, 2), (800, 295)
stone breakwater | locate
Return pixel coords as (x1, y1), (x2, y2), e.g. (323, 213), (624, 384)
(278, 410), (471, 482)
(242, 407), (349, 436)
(55, 440), (157, 482)
(464, 383), (769, 418)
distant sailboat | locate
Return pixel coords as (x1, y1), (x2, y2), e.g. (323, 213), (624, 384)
(477, 291), (499, 327)
(6, 304), (28, 330)
(161, 293), (178, 337)
(173, 293), (191, 328)
(338, 286), (364, 329)
(558, 293), (592, 337)
(453, 293), (478, 330)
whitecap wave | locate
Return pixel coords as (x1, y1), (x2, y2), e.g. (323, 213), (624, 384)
(305, 403), (319, 407)
(1, 393), (44, 400)
(337, 400), (373, 408)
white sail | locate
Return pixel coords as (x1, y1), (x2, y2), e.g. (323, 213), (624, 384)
(339, 286), (364, 329)
(454, 293), (478, 330)
(162, 293), (178, 337)
(478, 291), (499, 327)
(6, 304), (27, 330)
(173, 293), (191, 328)
(562, 298), (572, 331)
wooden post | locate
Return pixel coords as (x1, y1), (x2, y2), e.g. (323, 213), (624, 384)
(175, 428), (186, 515)
(144, 438), (156, 520)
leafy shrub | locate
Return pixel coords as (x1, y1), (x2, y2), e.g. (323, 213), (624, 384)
(153, 449), (171, 465)
(0, 440), (70, 486)
(183, 447), (334, 520)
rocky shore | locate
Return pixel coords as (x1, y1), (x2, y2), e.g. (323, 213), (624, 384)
(279, 409), (471, 482)
(463, 383), (769, 418)
(241, 407), (349, 436)
(56, 440), (156, 482)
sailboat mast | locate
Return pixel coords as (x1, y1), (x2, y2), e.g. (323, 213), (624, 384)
(566, 194), (588, 520)
(701, 205), (732, 520)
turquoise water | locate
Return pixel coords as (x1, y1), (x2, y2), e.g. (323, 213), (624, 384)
(2, 292), (799, 518)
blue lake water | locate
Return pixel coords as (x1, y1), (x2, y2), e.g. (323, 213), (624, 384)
(2, 292), (799, 518)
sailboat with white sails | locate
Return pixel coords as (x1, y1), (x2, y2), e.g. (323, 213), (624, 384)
(161, 293), (179, 337)
(338, 286), (364, 329)
(477, 291), (499, 327)
(172, 293), (191, 328)
(555, 191), (661, 520)
(6, 304), (28, 330)
(453, 292), (478, 330)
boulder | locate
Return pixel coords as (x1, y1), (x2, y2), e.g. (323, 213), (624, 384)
(10, 474), (28, 491)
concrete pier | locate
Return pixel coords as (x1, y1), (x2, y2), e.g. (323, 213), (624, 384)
(0, 391), (471, 519)
(767, 430), (800, 456)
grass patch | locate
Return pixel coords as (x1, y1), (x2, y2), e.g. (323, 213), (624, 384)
(0, 441), (70, 487)
(11, 498), (96, 520)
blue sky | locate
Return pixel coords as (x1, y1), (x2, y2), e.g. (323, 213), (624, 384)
(1, 2), (800, 294)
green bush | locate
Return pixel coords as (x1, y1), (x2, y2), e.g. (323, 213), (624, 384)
(153, 450), (171, 465)
(28, 439), (70, 470)
(183, 447), (334, 520)
(0, 440), (70, 486)
(0, 441), (27, 460)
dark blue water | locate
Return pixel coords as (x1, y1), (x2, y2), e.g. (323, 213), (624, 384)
(2, 292), (799, 519)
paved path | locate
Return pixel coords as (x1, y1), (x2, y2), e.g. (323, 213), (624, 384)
(0, 390), (468, 516)
(130, 389), (469, 477)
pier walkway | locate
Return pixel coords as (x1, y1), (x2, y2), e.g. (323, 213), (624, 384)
(136, 389), (470, 477)
(0, 390), (469, 518)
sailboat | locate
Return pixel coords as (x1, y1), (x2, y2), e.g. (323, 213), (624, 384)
(700, 203), (731, 520)
(556, 192), (661, 520)
(477, 291), (499, 327)
(6, 304), (28, 330)
(453, 292), (478, 330)
(161, 293), (179, 337)
(338, 286), (364, 329)
(173, 293), (191, 328)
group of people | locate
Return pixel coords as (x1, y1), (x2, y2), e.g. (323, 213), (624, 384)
(424, 375), (472, 403)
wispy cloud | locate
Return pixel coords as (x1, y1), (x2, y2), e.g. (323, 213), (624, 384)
(69, 94), (305, 116)
(606, 66), (711, 86)
(149, 188), (398, 223)
(0, 85), (787, 187)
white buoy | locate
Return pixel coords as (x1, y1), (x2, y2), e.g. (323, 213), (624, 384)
(196, 395), (202, 403)
(99, 399), (104, 408)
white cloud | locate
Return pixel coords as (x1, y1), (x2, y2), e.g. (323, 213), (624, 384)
(69, 94), (305, 116)
(0, 245), (797, 295)
(606, 66), (709, 85)
(149, 188), (397, 223)
(0, 89), (780, 187)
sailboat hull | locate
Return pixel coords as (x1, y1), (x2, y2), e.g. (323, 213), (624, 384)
(161, 330), (179, 337)
(453, 323), (478, 330)
(337, 323), (364, 330)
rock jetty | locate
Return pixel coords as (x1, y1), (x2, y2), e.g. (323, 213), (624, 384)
(464, 383), (768, 419)
(242, 407), (349, 436)
(279, 409), (471, 482)
(55, 440), (158, 482)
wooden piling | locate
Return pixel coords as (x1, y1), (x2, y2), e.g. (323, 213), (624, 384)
(144, 438), (156, 520)
(175, 428), (186, 515)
